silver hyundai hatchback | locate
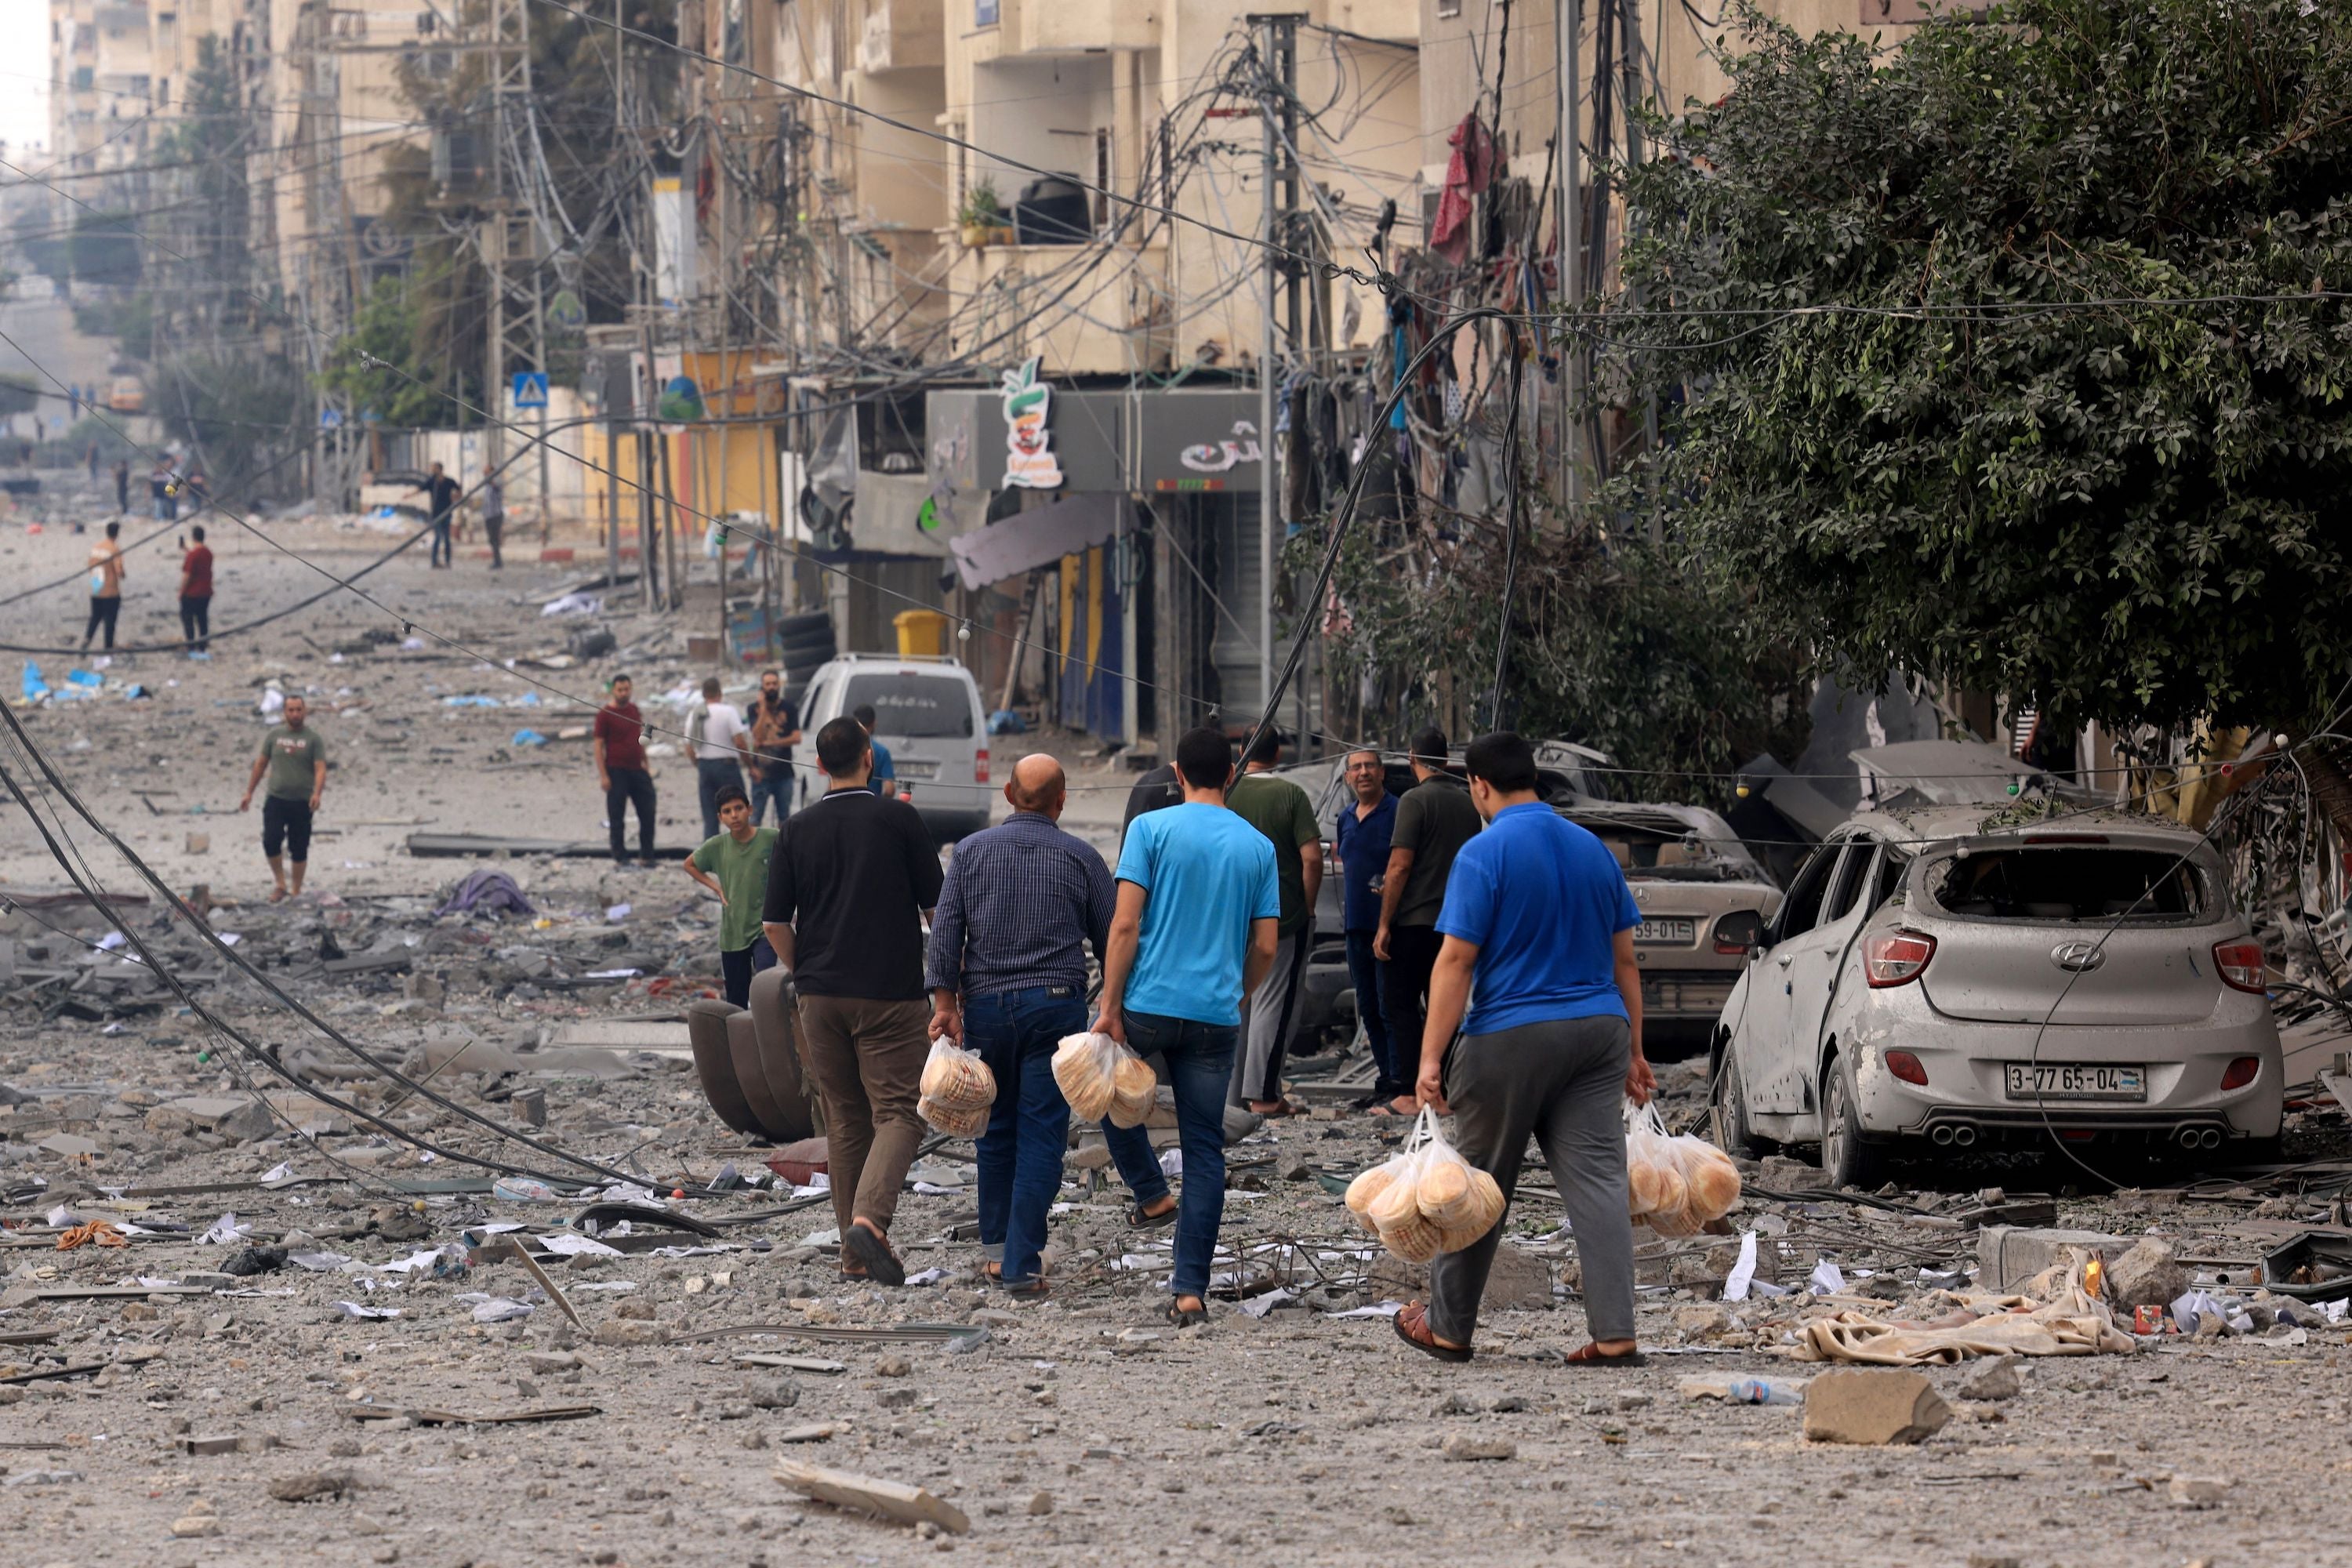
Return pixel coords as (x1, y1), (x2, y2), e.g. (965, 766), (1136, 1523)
(1710, 804), (2284, 1185)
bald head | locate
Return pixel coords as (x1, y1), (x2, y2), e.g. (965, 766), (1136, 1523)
(1005, 754), (1066, 818)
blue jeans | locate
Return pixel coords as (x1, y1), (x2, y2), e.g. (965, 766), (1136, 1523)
(429, 514), (452, 566)
(750, 767), (794, 826)
(718, 935), (776, 1008)
(964, 985), (1087, 1285)
(1345, 929), (1399, 1095)
(695, 757), (743, 840)
(1121, 1009), (1236, 1301)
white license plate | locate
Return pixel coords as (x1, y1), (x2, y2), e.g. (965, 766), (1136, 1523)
(895, 759), (941, 780)
(2003, 1063), (2146, 1101)
(1633, 919), (1694, 945)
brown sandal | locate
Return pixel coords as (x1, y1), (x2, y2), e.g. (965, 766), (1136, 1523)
(1393, 1301), (1472, 1363)
(1563, 1341), (1647, 1368)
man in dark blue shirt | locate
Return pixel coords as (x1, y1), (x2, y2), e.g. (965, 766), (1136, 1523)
(1332, 749), (1402, 1112)
(927, 755), (1171, 1291)
(1394, 731), (1656, 1370)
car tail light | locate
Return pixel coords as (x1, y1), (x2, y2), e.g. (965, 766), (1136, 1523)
(975, 748), (989, 784)
(1864, 931), (1936, 987)
(1711, 909), (1763, 955)
(1884, 1049), (1928, 1086)
(2220, 1055), (2259, 1091)
(2213, 940), (2267, 993)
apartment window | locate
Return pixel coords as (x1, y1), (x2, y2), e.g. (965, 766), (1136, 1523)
(1093, 127), (1112, 230)
(1437, 0), (1462, 15)
(975, 0), (999, 26)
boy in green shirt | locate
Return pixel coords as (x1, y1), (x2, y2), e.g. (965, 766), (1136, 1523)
(1221, 728), (1323, 1113)
(239, 694), (328, 903)
(684, 783), (781, 1006)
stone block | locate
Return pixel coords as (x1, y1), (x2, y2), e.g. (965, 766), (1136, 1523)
(1801, 1368), (1952, 1445)
(2104, 1236), (2187, 1309)
(1977, 1226), (2127, 1293)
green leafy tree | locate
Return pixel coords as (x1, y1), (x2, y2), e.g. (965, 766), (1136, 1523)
(1608, 0), (2352, 822)
(318, 275), (466, 428)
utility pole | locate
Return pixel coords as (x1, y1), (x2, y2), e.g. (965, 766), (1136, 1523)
(1248, 13), (1304, 717)
(480, 0), (547, 521)
(1556, 0), (1582, 514)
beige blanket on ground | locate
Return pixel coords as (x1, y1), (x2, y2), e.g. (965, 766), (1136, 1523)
(1791, 1253), (2136, 1364)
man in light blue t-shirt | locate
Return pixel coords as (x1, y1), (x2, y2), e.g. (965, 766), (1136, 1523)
(1392, 730), (1656, 1372)
(1096, 725), (1279, 1328)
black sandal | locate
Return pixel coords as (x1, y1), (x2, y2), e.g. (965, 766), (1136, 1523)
(1166, 1299), (1208, 1327)
(1000, 1276), (1050, 1299)
(1393, 1302), (1472, 1363)
(844, 1221), (906, 1287)
(1127, 1200), (1178, 1231)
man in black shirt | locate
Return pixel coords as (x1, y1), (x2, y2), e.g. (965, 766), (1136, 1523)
(1375, 726), (1484, 1116)
(762, 716), (944, 1287)
(408, 461), (463, 568)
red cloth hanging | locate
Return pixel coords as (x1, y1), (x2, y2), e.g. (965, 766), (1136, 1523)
(1430, 111), (1495, 264)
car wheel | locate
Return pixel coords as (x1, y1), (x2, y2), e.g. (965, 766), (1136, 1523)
(1819, 1054), (1885, 1190)
(1709, 1040), (1766, 1160)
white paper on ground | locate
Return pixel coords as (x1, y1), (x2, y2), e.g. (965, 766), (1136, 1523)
(1809, 1258), (1846, 1295)
(1722, 1231), (1759, 1301)
(1323, 1301), (1406, 1319)
(259, 1162), (295, 1184)
(1158, 1149), (1183, 1178)
(198, 1213), (250, 1245)
(904, 1268), (947, 1287)
(334, 1301), (401, 1319)
(538, 1232), (623, 1258)
(1236, 1289), (1296, 1319)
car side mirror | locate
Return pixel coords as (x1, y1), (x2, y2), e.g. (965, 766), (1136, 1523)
(1713, 909), (1764, 958)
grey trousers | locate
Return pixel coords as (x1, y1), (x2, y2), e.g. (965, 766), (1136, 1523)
(1230, 929), (1311, 1106)
(1427, 1014), (1639, 1346)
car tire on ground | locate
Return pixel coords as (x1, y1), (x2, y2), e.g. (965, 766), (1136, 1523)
(1710, 1039), (1767, 1160)
(1819, 1051), (1885, 1190)
(778, 611), (833, 638)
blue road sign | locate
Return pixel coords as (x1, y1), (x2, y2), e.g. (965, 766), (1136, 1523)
(511, 372), (550, 410)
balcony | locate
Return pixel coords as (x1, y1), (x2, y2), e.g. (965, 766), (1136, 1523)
(942, 235), (1170, 375)
(855, 0), (943, 74)
(1013, 0), (1156, 56)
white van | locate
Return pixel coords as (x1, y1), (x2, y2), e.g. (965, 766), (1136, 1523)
(795, 654), (991, 840)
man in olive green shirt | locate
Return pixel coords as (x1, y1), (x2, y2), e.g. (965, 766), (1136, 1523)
(239, 694), (328, 903)
(1221, 728), (1323, 1113)
(684, 783), (780, 1007)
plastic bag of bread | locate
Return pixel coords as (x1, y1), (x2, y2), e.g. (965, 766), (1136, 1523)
(1358, 1108), (1508, 1260)
(1106, 1051), (1158, 1129)
(919, 1093), (989, 1138)
(919, 1036), (996, 1112)
(1624, 1100), (1741, 1233)
(1345, 1152), (1410, 1234)
(1051, 1030), (1120, 1123)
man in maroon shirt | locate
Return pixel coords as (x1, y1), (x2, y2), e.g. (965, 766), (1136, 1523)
(594, 673), (658, 866)
(178, 524), (214, 656)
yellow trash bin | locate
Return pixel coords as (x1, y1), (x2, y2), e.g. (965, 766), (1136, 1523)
(894, 608), (949, 657)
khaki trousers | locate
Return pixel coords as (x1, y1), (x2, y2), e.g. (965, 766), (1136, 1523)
(796, 993), (930, 1244)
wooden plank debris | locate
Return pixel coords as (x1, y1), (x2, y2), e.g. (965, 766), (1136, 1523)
(772, 1460), (971, 1534)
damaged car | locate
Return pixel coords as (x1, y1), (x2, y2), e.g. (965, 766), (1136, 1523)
(1710, 805), (2285, 1185)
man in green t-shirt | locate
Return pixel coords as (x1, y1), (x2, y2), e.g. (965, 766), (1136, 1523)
(239, 694), (328, 903)
(684, 783), (781, 1007)
(1221, 728), (1323, 1114)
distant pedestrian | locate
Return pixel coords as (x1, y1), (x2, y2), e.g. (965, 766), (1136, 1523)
(688, 676), (752, 840)
(178, 524), (213, 656)
(762, 716), (945, 1287)
(239, 693), (328, 903)
(684, 783), (778, 1007)
(80, 519), (125, 652)
(594, 673), (657, 866)
(1394, 731), (1653, 1367)
(149, 454), (178, 521)
(927, 755), (1171, 1296)
(853, 703), (898, 798)
(477, 466), (506, 569)
(1376, 727), (1482, 1113)
(84, 442), (98, 481)
(408, 460), (461, 568)
(747, 667), (801, 826)
(180, 463), (209, 511)
(1093, 726), (1279, 1327)
(1332, 747), (1401, 1111)
(1223, 728), (1321, 1116)
(113, 459), (129, 514)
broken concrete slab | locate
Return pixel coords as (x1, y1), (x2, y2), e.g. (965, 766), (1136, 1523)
(2105, 1236), (2188, 1309)
(1978, 1225), (2128, 1293)
(1801, 1368), (1953, 1445)
(772, 1460), (971, 1534)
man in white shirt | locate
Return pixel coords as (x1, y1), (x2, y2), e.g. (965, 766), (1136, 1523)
(688, 676), (753, 840)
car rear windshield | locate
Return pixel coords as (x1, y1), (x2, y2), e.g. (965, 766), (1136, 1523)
(841, 673), (972, 739)
(1573, 823), (1765, 883)
(1921, 847), (2206, 922)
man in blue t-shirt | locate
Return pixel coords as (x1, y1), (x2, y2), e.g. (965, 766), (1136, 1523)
(1095, 725), (1279, 1328)
(1392, 731), (1656, 1370)
(1332, 748), (1403, 1111)
(853, 704), (898, 799)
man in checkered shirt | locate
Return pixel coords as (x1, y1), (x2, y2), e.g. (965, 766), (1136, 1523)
(927, 755), (1174, 1294)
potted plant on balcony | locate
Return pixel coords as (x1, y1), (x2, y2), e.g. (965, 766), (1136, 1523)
(958, 179), (1005, 248)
